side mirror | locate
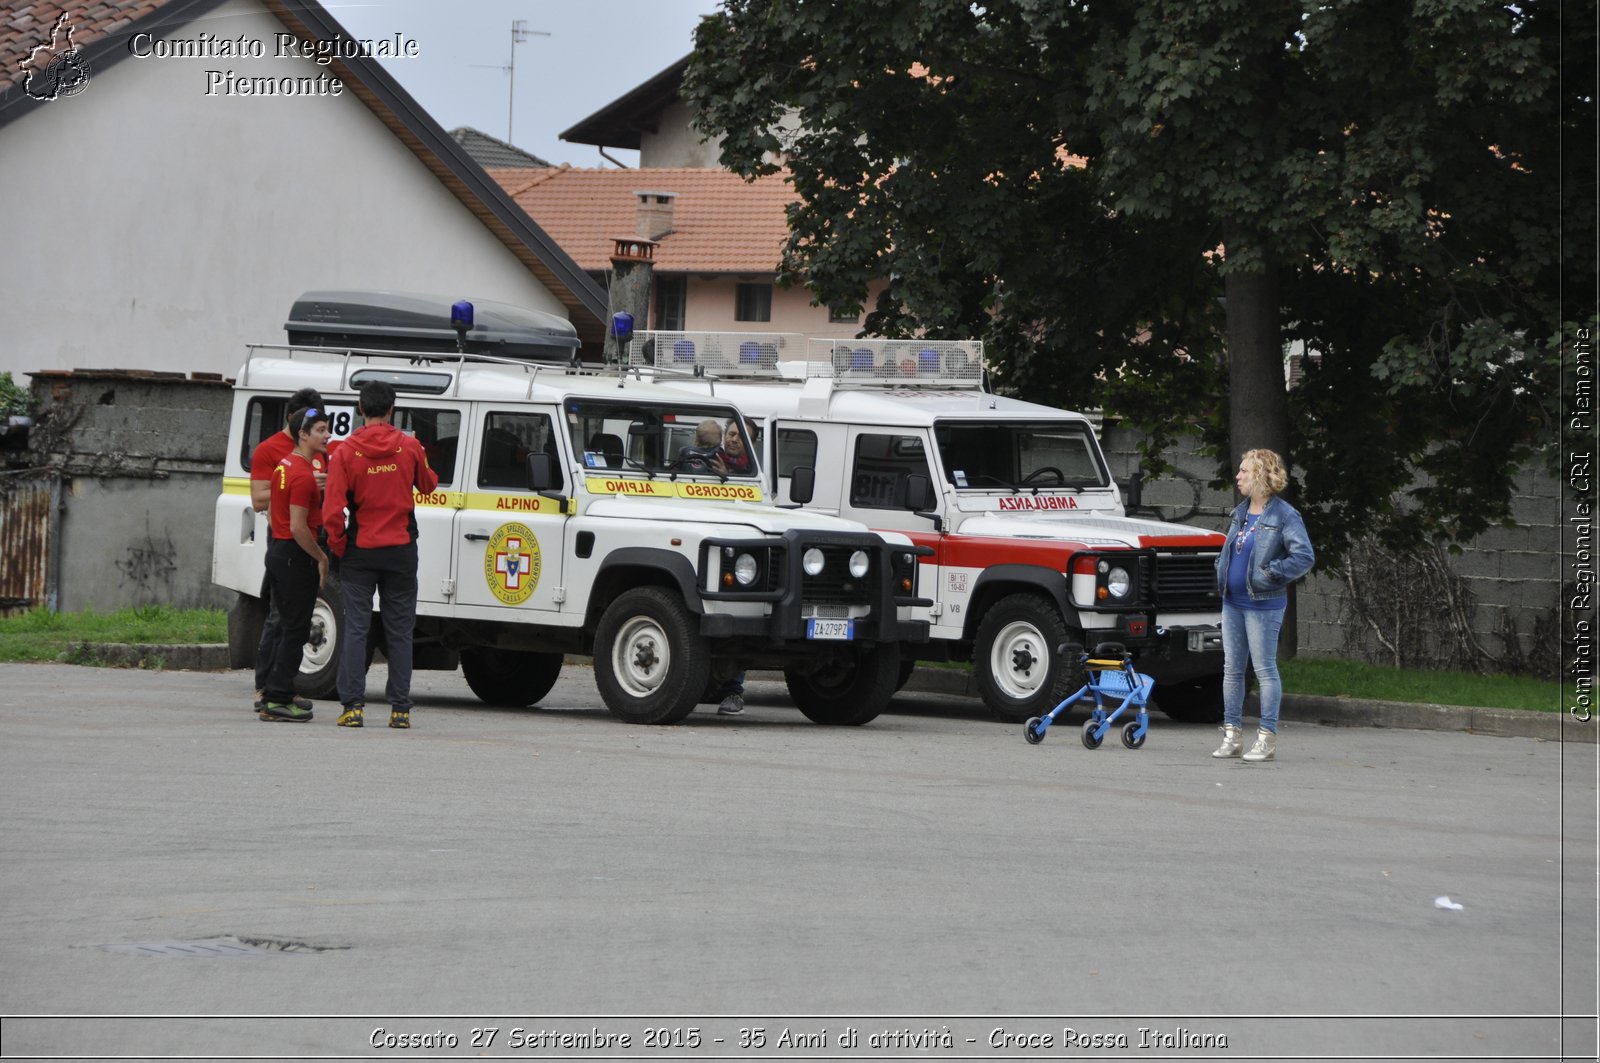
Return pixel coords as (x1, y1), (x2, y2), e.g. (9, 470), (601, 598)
(1124, 469), (1144, 509)
(904, 473), (942, 531)
(903, 473), (937, 511)
(788, 465), (816, 506)
(527, 452), (554, 492)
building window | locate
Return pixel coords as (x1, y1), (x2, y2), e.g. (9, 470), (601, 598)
(654, 276), (687, 332)
(735, 283), (772, 322)
(828, 304), (859, 324)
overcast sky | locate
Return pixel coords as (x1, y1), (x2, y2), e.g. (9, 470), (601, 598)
(328, 0), (721, 168)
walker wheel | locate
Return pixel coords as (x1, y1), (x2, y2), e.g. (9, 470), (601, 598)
(1080, 719), (1103, 750)
(1121, 722), (1146, 749)
(1023, 717), (1046, 744)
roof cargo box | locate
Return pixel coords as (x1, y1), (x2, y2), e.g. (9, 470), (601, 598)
(285, 290), (581, 361)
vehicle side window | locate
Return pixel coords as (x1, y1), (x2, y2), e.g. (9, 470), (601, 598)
(476, 411), (562, 491)
(242, 397), (285, 469)
(850, 433), (932, 510)
(393, 407), (463, 486)
(776, 427), (816, 478)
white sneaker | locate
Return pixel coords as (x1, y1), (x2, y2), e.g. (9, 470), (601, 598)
(717, 693), (745, 715)
(1211, 725), (1244, 758)
(1242, 729), (1277, 762)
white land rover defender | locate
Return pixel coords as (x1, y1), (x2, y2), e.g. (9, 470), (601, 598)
(629, 332), (1228, 724)
(212, 295), (929, 725)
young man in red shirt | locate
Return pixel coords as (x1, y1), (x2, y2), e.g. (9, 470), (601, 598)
(248, 387), (322, 713)
(259, 406), (331, 721)
(322, 381), (439, 729)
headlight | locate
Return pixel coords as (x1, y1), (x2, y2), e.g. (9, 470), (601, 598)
(802, 547), (825, 575)
(1105, 566), (1132, 598)
(734, 553), (760, 586)
(848, 550), (870, 578)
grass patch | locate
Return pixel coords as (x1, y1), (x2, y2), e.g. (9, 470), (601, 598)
(0, 606), (227, 663)
(916, 656), (1557, 712)
(1279, 657), (1561, 712)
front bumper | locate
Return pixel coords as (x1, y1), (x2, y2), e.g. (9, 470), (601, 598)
(696, 529), (931, 645)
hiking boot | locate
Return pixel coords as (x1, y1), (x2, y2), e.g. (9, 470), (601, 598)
(388, 708), (410, 729)
(254, 693), (313, 713)
(1243, 728), (1277, 762)
(337, 703), (364, 728)
(258, 701), (313, 723)
(1211, 725), (1244, 758)
(717, 693), (745, 716)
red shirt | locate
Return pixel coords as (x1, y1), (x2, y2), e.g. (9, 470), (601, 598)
(269, 453), (323, 542)
(250, 430), (294, 482)
(253, 432), (335, 481)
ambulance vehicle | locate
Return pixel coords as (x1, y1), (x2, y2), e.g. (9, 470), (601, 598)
(213, 295), (929, 726)
(631, 332), (1227, 723)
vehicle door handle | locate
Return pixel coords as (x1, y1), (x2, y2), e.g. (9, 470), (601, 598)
(464, 533), (491, 542)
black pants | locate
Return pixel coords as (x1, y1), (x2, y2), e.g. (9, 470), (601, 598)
(337, 543), (419, 712)
(253, 574), (281, 693)
(262, 539), (320, 704)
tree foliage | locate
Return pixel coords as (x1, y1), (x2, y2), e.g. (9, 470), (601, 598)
(685, 0), (1590, 565)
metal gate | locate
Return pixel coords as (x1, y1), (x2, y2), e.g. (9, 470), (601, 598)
(0, 471), (58, 615)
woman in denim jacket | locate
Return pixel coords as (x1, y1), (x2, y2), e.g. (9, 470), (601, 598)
(1211, 448), (1316, 761)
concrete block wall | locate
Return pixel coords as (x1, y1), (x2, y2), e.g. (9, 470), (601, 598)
(1100, 424), (1561, 674)
(24, 371), (235, 613)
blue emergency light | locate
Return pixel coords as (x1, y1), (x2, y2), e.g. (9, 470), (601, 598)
(612, 311), (634, 345)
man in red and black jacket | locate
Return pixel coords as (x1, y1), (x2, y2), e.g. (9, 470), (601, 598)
(322, 381), (439, 730)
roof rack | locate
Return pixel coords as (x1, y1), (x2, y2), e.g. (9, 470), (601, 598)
(626, 331), (986, 389)
(240, 343), (588, 400)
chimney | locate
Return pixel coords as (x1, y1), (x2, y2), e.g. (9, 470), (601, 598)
(634, 190), (677, 241)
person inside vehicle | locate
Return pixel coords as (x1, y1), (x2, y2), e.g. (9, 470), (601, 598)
(676, 420), (723, 473)
(714, 418), (754, 475)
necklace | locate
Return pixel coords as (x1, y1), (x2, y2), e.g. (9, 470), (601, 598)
(1233, 512), (1260, 554)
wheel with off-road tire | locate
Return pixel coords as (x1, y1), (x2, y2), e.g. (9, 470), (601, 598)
(894, 657), (917, 692)
(460, 647), (564, 707)
(973, 593), (1078, 723)
(293, 575), (344, 701)
(783, 643), (901, 726)
(593, 587), (709, 725)
(227, 592), (266, 670)
(1157, 674), (1225, 723)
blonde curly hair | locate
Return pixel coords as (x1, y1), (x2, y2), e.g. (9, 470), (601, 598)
(1242, 448), (1288, 496)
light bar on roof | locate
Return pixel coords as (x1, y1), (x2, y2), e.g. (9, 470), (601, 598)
(807, 338), (985, 387)
(627, 331), (802, 377)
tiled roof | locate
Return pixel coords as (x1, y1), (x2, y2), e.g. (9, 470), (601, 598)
(492, 165), (798, 275)
(4, 1), (165, 88)
(450, 127), (551, 169)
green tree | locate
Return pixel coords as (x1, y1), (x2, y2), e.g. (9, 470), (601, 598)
(685, 0), (1589, 564)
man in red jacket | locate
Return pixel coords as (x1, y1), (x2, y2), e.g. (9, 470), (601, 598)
(322, 381), (439, 729)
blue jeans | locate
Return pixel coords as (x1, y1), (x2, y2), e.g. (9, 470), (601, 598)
(1222, 601), (1286, 733)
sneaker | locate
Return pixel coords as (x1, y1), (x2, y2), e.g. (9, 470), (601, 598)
(1243, 728), (1277, 762)
(389, 708), (410, 729)
(254, 694), (313, 713)
(258, 701), (313, 723)
(716, 693), (745, 716)
(1211, 725), (1244, 758)
(337, 703), (364, 728)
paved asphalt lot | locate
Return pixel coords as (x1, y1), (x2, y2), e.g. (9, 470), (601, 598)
(0, 662), (1594, 1061)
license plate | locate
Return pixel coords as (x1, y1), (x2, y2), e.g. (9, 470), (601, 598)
(806, 618), (854, 640)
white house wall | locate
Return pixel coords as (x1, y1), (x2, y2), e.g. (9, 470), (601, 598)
(0, 0), (567, 382)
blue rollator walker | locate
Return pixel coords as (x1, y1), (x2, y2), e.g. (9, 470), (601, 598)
(1022, 642), (1156, 750)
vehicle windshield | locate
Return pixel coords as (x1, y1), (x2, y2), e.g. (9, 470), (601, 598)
(565, 399), (760, 478)
(934, 420), (1109, 490)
